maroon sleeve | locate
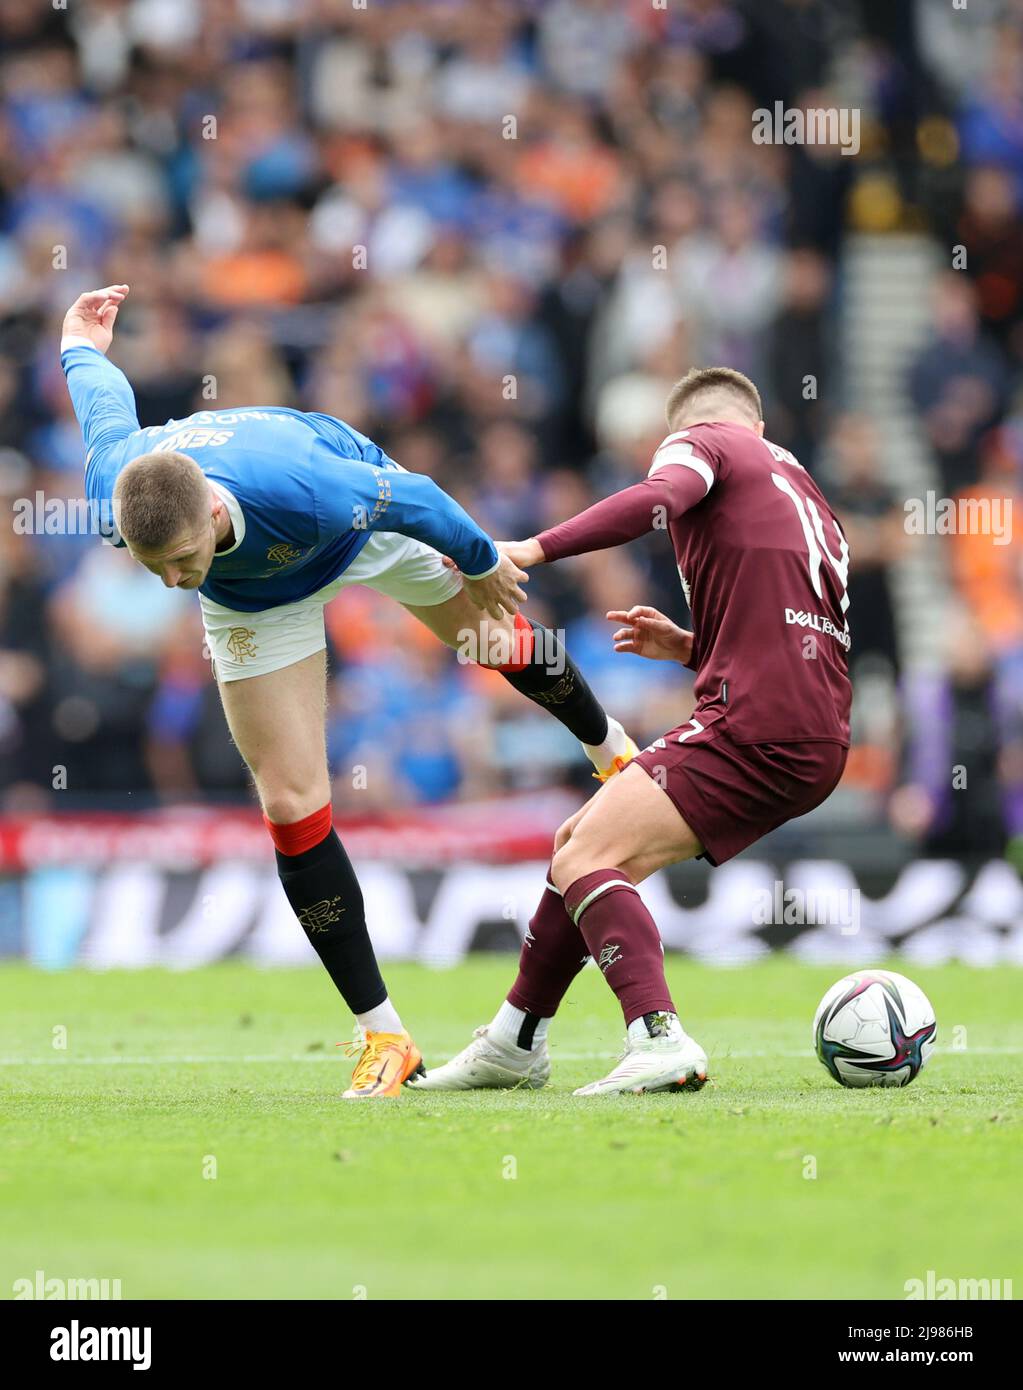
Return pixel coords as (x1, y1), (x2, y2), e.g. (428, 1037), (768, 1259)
(535, 464), (711, 563)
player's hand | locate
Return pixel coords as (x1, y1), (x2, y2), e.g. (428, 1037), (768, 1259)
(61, 285), (129, 355)
(462, 551), (529, 620)
(441, 537), (543, 575)
(497, 538), (545, 568)
(607, 606), (693, 664)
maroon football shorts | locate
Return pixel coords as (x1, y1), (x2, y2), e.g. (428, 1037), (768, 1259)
(632, 715), (847, 867)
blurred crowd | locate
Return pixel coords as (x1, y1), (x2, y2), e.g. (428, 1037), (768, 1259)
(0, 0), (1022, 860)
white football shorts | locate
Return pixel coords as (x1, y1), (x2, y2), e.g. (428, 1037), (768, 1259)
(200, 530), (463, 682)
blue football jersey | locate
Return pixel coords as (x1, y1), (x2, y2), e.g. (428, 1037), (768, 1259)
(62, 342), (499, 612)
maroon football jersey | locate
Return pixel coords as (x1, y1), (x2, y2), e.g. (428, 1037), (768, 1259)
(536, 420), (852, 745)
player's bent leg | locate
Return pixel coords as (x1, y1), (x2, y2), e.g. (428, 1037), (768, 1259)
(414, 773), (708, 1095)
(215, 651), (423, 1097)
(547, 766), (708, 1095)
(216, 651), (332, 822)
(403, 588), (638, 779)
(550, 762), (703, 891)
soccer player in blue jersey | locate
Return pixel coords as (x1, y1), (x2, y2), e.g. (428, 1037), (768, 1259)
(60, 285), (637, 1098)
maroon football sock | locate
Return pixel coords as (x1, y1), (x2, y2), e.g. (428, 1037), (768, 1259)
(563, 868), (675, 1025)
(507, 863), (589, 1020)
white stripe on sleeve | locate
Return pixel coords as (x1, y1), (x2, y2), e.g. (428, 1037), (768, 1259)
(648, 439), (714, 495)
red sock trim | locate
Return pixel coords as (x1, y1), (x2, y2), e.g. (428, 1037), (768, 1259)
(492, 612), (535, 673)
(264, 803), (333, 856)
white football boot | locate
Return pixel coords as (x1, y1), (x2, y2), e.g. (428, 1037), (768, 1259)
(573, 1012), (708, 1096)
(408, 1026), (550, 1091)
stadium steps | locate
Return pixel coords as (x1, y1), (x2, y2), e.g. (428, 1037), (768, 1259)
(839, 233), (947, 670)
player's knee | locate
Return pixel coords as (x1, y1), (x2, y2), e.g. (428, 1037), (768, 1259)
(260, 783), (328, 827)
(551, 838), (593, 894)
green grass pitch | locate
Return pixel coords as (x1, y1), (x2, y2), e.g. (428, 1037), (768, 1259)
(1, 958), (1019, 1300)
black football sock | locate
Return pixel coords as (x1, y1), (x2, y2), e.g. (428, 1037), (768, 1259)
(275, 830), (387, 1015)
(496, 618), (609, 745)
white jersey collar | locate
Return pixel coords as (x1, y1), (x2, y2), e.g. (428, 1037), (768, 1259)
(209, 480), (245, 556)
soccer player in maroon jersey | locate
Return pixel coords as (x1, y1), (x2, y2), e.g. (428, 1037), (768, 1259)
(413, 367), (852, 1095)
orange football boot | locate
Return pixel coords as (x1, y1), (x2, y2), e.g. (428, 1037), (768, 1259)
(342, 1030), (424, 1099)
(592, 735), (641, 783)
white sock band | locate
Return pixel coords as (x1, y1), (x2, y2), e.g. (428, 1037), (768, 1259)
(571, 878), (634, 926)
(356, 997), (403, 1034)
(491, 999), (549, 1050)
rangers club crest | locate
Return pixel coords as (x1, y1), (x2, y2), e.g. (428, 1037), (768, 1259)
(266, 542), (305, 566)
(297, 896), (345, 933)
(226, 627), (258, 662)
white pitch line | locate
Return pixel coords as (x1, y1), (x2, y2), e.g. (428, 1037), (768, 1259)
(0, 1047), (1019, 1066)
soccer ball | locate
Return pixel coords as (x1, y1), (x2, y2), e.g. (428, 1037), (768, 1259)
(813, 969), (936, 1088)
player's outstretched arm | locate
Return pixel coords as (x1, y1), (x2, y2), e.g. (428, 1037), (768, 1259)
(60, 286), (140, 511)
(325, 459), (527, 619)
(531, 465), (711, 564)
